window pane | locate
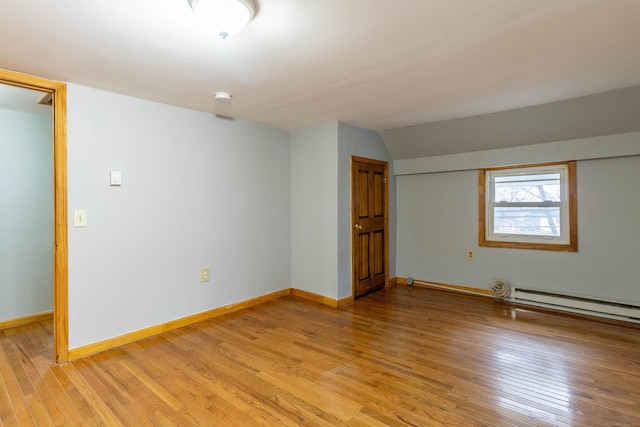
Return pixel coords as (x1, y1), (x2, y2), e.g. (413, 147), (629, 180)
(493, 173), (561, 203)
(494, 207), (561, 236)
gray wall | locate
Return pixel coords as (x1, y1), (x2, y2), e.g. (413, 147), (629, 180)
(0, 109), (53, 320)
(62, 85), (397, 349)
(290, 122), (395, 300)
(382, 85), (640, 159)
(290, 122), (339, 298)
(67, 84), (291, 349)
(337, 122), (395, 299)
(395, 134), (640, 306)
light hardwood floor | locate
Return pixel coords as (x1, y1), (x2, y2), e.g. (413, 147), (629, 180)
(1, 286), (639, 426)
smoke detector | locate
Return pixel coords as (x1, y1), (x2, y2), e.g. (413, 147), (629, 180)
(213, 91), (232, 101)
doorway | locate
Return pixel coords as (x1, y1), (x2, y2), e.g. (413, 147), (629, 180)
(0, 69), (68, 363)
(351, 156), (388, 298)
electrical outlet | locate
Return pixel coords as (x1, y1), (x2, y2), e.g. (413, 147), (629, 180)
(200, 268), (210, 282)
(466, 250), (476, 261)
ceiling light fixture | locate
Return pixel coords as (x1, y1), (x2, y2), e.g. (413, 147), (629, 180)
(188, 0), (257, 39)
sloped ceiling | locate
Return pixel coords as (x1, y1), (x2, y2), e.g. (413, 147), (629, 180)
(1, 0), (639, 158)
(382, 85), (640, 158)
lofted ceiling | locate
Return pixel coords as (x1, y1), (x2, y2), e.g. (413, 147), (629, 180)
(1, 0), (640, 157)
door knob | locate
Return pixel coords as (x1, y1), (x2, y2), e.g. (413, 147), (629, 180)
(354, 224), (363, 230)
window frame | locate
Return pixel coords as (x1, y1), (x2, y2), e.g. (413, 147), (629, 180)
(479, 161), (577, 252)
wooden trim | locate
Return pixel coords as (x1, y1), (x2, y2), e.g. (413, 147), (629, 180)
(479, 161), (578, 252)
(336, 295), (355, 307)
(351, 160), (357, 298)
(0, 68), (64, 91)
(387, 276), (398, 287)
(283, 288), (357, 308)
(291, 288), (354, 307)
(384, 161), (389, 289)
(567, 160), (578, 251)
(291, 288), (336, 306)
(479, 239), (577, 252)
(53, 82), (69, 363)
(478, 168), (487, 248)
(481, 161), (577, 172)
(397, 277), (492, 297)
(0, 68), (69, 363)
(69, 289), (291, 360)
(0, 311), (53, 331)
(351, 155), (388, 166)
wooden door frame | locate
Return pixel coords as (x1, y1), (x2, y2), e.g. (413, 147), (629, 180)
(351, 156), (389, 297)
(0, 69), (69, 363)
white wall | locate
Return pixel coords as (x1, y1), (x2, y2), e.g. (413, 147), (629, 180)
(337, 122), (395, 299)
(67, 84), (291, 349)
(0, 109), (53, 320)
(396, 135), (640, 306)
(290, 122), (339, 298)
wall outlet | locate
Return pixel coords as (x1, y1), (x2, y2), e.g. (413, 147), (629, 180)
(200, 268), (210, 282)
(466, 250), (476, 261)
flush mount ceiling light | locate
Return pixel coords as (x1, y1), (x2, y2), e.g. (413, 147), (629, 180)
(188, 0), (257, 39)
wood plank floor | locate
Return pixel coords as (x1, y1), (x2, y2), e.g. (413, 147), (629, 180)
(1, 286), (640, 426)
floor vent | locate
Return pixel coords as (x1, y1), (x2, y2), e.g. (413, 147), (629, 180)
(512, 288), (640, 322)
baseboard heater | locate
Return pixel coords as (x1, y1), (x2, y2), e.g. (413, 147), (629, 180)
(511, 287), (640, 322)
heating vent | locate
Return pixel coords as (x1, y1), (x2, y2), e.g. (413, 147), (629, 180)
(512, 288), (640, 322)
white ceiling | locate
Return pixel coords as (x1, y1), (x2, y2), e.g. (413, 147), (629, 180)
(1, 0), (640, 149)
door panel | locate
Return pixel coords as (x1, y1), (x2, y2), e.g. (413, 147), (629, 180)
(358, 233), (370, 282)
(373, 231), (384, 277)
(352, 157), (388, 298)
(358, 171), (369, 218)
(373, 172), (384, 217)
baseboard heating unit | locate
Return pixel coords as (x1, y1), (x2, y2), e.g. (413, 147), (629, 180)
(511, 287), (640, 323)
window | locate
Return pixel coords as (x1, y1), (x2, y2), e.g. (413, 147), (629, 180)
(479, 161), (577, 252)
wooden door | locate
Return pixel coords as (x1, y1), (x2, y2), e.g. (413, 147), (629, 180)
(352, 157), (388, 298)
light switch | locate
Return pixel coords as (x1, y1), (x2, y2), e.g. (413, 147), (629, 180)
(110, 170), (122, 186)
(73, 210), (87, 227)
